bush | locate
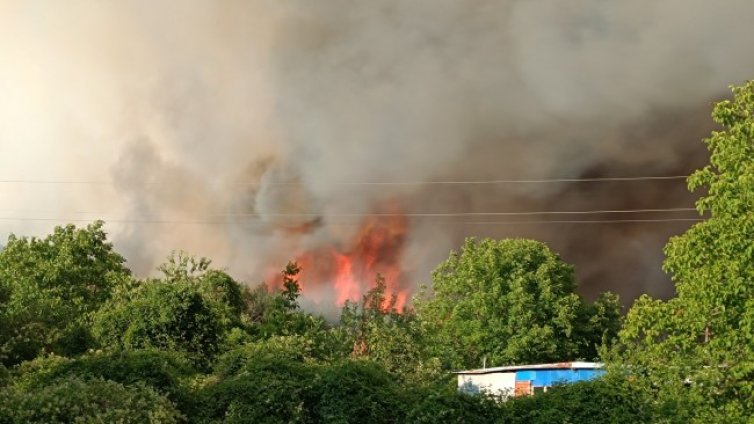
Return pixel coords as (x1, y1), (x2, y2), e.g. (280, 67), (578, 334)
(92, 282), (223, 367)
(406, 388), (501, 424)
(11, 350), (197, 411)
(312, 360), (407, 424)
(196, 355), (318, 424)
(0, 376), (183, 423)
(497, 376), (651, 423)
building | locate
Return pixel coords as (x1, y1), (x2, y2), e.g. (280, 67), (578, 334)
(455, 362), (604, 398)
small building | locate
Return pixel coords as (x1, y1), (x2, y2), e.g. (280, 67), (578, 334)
(455, 362), (604, 398)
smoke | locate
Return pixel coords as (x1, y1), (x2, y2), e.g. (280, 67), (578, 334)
(1, 0), (753, 312)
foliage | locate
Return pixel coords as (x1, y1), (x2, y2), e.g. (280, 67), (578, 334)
(199, 356), (420, 424)
(227, 261), (345, 364)
(241, 284), (276, 325)
(0, 222), (130, 366)
(281, 261), (303, 310)
(496, 375), (651, 424)
(255, 261), (330, 339)
(405, 385), (502, 424)
(0, 376), (183, 424)
(0, 222), (640, 422)
(311, 360), (408, 424)
(157, 252), (246, 333)
(213, 335), (334, 378)
(10, 350), (196, 410)
(417, 238), (620, 369)
(618, 81), (754, 421)
(340, 275), (440, 382)
(92, 280), (223, 367)
(196, 355), (318, 424)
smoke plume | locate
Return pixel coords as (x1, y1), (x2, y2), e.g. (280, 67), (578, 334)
(2, 0), (753, 314)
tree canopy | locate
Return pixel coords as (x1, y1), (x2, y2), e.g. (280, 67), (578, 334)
(618, 81), (754, 420)
(416, 238), (620, 369)
(0, 221), (130, 366)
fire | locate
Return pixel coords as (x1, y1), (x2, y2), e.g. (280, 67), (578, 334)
(333, 250), (359, 305)
(268, 212), (410, 311)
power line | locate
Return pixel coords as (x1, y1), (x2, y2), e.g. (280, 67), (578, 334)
(0, 175), (690, 186)
(0, 180), (112, 185)
(0, 216), (702, 226)
(457, 218), (703, 225)
(0, 207), (698, 219)
(0, 217), (702, 226)
(219, 207), (697, 217)
(315, 175), (691, 185)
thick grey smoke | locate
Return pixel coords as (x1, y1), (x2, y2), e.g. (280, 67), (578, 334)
(1, 0), (753, 311)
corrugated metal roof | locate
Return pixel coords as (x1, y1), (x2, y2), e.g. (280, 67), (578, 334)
(453, 361), (603, 375)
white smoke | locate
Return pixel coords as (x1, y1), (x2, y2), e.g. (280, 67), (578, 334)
(1, 0), (752, 305)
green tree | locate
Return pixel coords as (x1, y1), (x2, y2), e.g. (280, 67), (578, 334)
(417, 238), (620, 369)
(159, 252), (247, 341)
(90, 252), (263, 368)
(0, 221), (130, 366)
(618, 81), (754, 421)
(92, 281), (223, 368)
(340, 275), (440, 381)
(281, 261), (302, 310)
(252, 262), (334, 342)
(340, 274), (398, 357)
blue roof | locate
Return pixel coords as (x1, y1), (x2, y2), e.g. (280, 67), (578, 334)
(516, 368), (605, 386)
(454, 361), (603, 375)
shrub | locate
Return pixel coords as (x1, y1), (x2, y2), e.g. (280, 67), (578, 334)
(0, 376), (183, 423)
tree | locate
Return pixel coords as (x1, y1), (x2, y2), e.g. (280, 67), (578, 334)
(340, 274), (396, 357)
(339, 275), (439, 381)
(159, 251), (247, 339)
(281, 261), (302, 310)
(0, 221), (130, 366)
(618, 81), (754, 420)
(417, 238), (620, 369)
(92, 281), (223, 368)
(254, 262), (333, 341)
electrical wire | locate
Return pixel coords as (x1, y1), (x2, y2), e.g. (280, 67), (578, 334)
(213, 207), (697, 217)
(308, 175), (691, 185)
(0, 207), (697, 219)
(0, 175), (690, 186)
(456, 218), (703, 225)
(0, 216), (702, 226)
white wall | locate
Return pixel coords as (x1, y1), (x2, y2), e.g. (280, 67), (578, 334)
(457, 372), (515, 398)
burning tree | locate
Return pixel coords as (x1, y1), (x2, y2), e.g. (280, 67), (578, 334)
(269, 214), (411, 314)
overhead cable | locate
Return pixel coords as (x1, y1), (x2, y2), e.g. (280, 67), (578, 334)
(0, 175), (690, 186)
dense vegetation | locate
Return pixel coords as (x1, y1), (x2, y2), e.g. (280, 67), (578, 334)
(0, 82), (753, 422)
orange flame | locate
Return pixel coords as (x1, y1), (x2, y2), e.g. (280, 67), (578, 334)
(333, 250), (359, 305)
(268, 211), (410, 311)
